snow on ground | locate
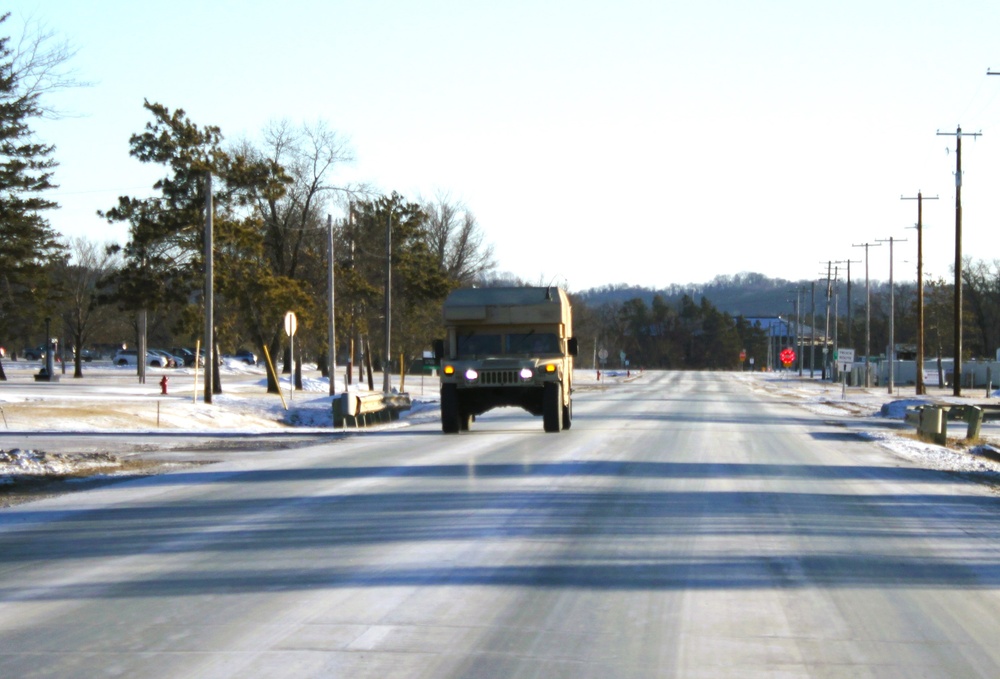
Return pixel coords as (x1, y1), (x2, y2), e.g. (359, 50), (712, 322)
(738, 370), (1000, 482)
(3, 360), (1000, 489)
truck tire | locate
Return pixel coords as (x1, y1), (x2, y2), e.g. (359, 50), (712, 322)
(543, 382), (563, 433)
(562, 399), (572, 430)
(441, 384), (461, 434)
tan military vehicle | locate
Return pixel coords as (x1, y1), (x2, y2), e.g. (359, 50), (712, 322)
(434, 286), (578, 433)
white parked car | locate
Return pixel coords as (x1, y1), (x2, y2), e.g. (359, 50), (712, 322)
(149, 349), (182, 368)
(114, 349), (171, 367)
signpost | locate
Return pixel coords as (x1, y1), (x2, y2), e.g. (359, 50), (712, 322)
(835, 348), (855, 399)
(835, 348), (855, 373)
(779, 347), (796, 369)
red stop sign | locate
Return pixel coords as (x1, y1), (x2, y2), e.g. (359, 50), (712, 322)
(780, 348), (796, 365)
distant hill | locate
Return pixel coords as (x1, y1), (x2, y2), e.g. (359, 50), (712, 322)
(576, 272), (880, 318)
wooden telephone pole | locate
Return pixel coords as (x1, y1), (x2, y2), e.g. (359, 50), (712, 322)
(902, 192), (938, 395)
(935, 126), (981, 396)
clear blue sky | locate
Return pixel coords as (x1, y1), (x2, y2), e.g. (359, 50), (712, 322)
(10, 0), (1000, 292)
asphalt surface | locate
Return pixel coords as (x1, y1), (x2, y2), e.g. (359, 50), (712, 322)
(2, 372), (1000, 677)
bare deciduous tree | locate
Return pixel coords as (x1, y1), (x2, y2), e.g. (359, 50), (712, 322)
(423, 194), (495, 285)
(7, 11), (88, 117)
(58, 237), (121, 377)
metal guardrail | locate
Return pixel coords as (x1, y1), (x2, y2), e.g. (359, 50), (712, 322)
(904, 404), (986, 444)
(332, 392), (412, 428)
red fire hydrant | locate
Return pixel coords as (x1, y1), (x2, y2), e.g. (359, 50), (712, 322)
(159, 375), (168, 395)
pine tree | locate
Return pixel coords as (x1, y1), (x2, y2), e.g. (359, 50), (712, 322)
(0, 12), (64, 380)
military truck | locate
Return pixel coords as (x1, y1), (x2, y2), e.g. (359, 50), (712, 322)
(434, 286), (578, 433)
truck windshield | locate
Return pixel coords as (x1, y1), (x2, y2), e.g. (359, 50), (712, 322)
(506, 332), (559, 354)
(457, 333), (502, 356)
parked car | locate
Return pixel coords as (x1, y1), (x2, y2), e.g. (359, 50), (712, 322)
(114, 349), (141, 366)
(170, 347), (203, 367)
(73, 348), (94, 362)
(21, 346), (46, 360)
(148, 349), (180, 368)
(164, 350), (188, 367)
(114, 349), (167, 367)
(233, 349), (257, 365)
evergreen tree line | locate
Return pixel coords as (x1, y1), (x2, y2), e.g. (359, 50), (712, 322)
(574, 265), (1000, 371)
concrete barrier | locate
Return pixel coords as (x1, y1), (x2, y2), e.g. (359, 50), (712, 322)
(333, 392), (412, 428)
(905, 404), (984, 443)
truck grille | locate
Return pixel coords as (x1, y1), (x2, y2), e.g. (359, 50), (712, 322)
(480, 369), (519, 385)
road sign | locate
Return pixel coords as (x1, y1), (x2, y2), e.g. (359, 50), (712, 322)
(739, 349), (747, 362)
(284, 311), (298, 337)
(779, 347), (796, 367)
(836, 348), (855, 372)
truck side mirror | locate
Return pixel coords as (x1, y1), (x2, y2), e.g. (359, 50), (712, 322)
(432, 339), (445, 362)
(567, 337), (579, 357)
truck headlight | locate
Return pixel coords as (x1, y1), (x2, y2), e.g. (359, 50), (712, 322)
(465, 368), (479, 381)
(519, 368), (533, 380)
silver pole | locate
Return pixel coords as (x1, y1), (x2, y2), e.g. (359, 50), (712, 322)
(204, 172), (213, 403)
(383, 208), (392, 393)
(888, 237), (895, 394)
(328, 214), (337, 396)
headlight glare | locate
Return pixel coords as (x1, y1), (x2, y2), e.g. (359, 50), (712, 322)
(465, 368), (479, 381)
(519, 367), (533, 380)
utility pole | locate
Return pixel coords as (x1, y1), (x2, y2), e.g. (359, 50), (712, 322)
(876, 236), (907, 395)
(810, 281), (816, 378)
(821, 262), (832, 380)
(840, 259), (860, 349)
(832, 266), (840, 361)
(383, 207), (392, 394)
(936, 126), (981, 396)
(788, 287), (806, 375)
(852, 242), (881, 387)
(796, 288), (803, 376)
(204, 172), (214, 404)
(327, 214), (337, 396)
(902, 192), (938, 395)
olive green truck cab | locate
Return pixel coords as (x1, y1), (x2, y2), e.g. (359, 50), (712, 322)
(434, 286), (578, 433)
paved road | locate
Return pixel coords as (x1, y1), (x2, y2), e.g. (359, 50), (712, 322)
(2, 372), (1000, 677)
